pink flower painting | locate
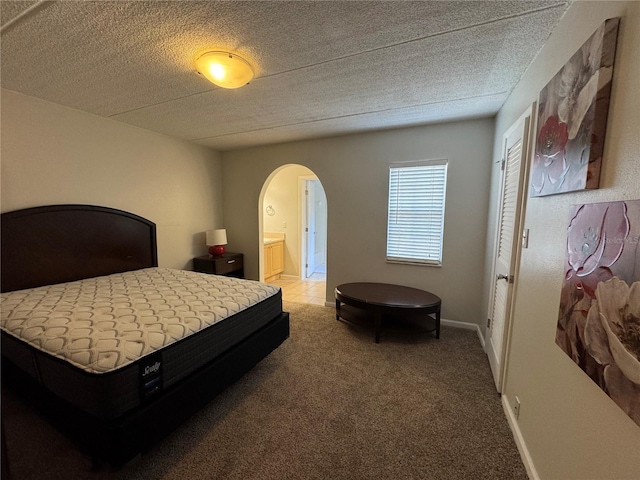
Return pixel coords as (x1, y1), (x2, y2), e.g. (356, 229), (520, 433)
(556, 200), (640, 427)
(530, 18), (619, 197)
(565, 202), (630, 297)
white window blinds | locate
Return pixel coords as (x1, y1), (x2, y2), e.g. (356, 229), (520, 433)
(386, 160), (448, 266)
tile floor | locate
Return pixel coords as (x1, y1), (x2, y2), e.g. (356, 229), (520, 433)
(267, 272), (327, 306)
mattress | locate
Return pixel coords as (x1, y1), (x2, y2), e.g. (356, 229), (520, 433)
(1, 268), (282, 420)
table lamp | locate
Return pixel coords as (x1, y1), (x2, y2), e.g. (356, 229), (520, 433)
(206, 229), (227, 256)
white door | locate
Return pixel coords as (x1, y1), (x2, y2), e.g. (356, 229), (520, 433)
(486, 106), (533, 392)
(312, 181), (327, 273)
(305, 180), (317, 278)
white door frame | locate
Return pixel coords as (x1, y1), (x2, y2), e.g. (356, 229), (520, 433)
(485, 103), (535, 392)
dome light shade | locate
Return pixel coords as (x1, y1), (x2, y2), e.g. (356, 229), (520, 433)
(195, 51), (254, 89)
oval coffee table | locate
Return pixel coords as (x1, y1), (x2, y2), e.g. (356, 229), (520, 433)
(335, 282), (441, 343)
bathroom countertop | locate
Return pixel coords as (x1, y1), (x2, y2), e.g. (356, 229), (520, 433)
(263, 237), (284, 245)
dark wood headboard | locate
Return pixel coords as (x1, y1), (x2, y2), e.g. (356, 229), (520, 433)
(1, 204), (158, 292)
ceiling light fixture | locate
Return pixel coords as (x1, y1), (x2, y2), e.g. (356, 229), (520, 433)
(195, 51), (254, 89)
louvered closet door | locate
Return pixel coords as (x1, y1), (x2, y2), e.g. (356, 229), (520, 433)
(487, 109), (531, 391)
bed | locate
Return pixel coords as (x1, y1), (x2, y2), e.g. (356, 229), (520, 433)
(0, 204), (290, 466)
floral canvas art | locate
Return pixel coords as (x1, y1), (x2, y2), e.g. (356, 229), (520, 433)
(531, 18), (619, 197)
(556, 200), (640, 426)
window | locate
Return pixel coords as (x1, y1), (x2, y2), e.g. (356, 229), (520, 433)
(386, 160), (448, 266)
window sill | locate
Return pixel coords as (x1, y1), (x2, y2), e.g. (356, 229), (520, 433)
(386, 259), (442, 268)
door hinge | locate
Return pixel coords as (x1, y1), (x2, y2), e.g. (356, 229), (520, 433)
(487, 318), (491, 328)
(501, 159), (505, 171)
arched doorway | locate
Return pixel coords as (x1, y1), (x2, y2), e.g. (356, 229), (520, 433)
(259, 164), (327, 306)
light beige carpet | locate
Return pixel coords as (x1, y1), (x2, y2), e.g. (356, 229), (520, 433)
(2, 302), (527, 479)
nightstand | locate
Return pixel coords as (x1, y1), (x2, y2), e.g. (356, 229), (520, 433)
(193, 252), (244, 278)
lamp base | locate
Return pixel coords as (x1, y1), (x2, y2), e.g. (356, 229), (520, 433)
(209, 245), (226, 256)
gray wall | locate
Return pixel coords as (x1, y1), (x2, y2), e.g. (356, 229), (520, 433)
(222, 118), (495, 327)
(1, 89), (223, 269)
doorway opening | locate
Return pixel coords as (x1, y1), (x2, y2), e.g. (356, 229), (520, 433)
(301, 176), (327, 279)
(259, 165), (327, 306)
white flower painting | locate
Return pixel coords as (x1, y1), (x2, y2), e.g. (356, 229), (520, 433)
(556, 200), (640, 427)
(531, 18), (619, 197)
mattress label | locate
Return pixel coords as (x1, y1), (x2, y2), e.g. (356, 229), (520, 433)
(140, 352), (163, 401)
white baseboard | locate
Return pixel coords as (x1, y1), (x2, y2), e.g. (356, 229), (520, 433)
(280, 274), (299, 281)
(502, 395), (539, 480)
(321, 305), (485, 348)
(441, 318), (485, 348)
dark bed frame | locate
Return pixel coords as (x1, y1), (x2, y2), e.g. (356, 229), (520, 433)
(1, 204), (290, 466)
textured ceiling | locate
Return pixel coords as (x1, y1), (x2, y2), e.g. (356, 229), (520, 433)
(0, 1), (569, 151)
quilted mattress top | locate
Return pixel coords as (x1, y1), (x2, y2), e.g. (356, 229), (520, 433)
(0, 268), (280, 374)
